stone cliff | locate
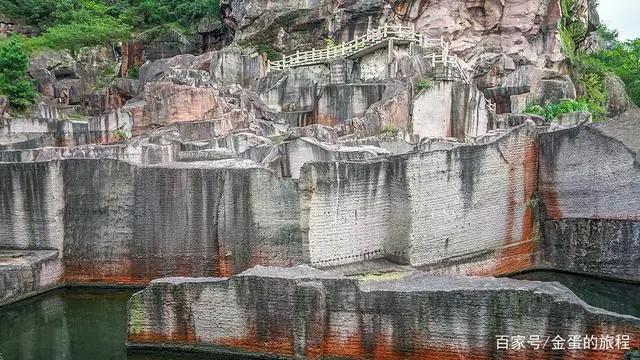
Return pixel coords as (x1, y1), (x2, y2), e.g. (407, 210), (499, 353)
(0, 1), (639, 359)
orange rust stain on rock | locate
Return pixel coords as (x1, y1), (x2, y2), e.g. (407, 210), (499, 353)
(215, 326), (295, 358)
(322, 329), (367, 359)
(493, 140), (539, 275)
(216, 251), (234, 277)
(539, 153), (564, 219)
(370, 332), (489, 360)
(128, 328), (198, 344)
(62, 259), (152, 286)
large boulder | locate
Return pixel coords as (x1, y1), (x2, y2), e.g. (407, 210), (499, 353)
(142, 82), (222, 126)
(499, 66), (577, 113)
(603, 73), (640, 120)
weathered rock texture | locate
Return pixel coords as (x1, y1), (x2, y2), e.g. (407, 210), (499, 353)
(223, 0), (596, 86)
(300, 122), (538, 274)
(127, 266), (640, 359)
(412, 81), (491, 140)
(538, 119), (640, 281)
(2, 119), (640, 306)
(0, 159), (303, 288)
(0, 250), (61, 306)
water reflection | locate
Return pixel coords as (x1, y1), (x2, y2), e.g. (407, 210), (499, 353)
(1, 272), (638, 360)
(512, 271), (640, 318)
(0, 288), (249, 360)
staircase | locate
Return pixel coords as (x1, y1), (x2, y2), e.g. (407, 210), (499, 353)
(267, 24), (472, 84)
(268, 24), (497, 118)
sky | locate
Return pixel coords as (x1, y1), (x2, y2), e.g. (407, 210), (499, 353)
(597, 0), (640, 41)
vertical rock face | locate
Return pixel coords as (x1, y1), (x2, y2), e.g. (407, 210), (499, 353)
(127, 266), (640, 360)
(0, 159), (304, 285)
(300, 122), (539, 274)
(0, 161), (65, 250)
(412, 81), (491, 139)
(316, 84), (387, 126)
(538, 120), (640, 281)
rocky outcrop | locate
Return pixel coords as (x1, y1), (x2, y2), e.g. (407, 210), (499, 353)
(141, 82), (222, 126)
(127, 266), (640, 359)
(491, 66), (577, 114)
(223, 0), (595, 85)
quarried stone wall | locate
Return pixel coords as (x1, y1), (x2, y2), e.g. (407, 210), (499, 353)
(127, 266), (640, 360)
(412, 81), (491, 140)
(0, 159), (304, 287)
(538, 122), (640, 281)
(300, 122), (539, 275)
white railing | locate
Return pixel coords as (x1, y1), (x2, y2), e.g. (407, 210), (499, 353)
(486, 99), (497, 114)
(267, 24), (471, 84)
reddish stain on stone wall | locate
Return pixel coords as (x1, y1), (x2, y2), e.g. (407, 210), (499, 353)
(495, 140), (539, 274)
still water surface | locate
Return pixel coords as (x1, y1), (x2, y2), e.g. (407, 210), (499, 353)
(0, 288), (249, 360)
(0, 272), (638, 360)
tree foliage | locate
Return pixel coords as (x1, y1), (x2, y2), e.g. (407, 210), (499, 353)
(590, 39), (640, 107)
(0, 0), (220, 53)
(0, 39), (37, 109)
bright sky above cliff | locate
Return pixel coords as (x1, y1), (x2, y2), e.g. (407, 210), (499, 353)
(598, 0), (640, 41)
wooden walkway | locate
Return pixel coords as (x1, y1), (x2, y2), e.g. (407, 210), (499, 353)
(267, 24), (472, 84)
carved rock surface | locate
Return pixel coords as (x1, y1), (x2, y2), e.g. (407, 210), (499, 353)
(127, 266), (640, 359)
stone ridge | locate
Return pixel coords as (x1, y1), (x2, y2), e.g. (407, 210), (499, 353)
(127, 266), (640, 359)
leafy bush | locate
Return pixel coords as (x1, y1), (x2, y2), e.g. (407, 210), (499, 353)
(524, 99), (589, 122)
(416, 78), (433, 90)
(257, 43), (282, 61)
(0, 38), (37, 109)
(590, 39), (640, 107)
(0, 0), (59, 25)
(0, 0), (221, 55)
(122, 0), (220, 29)
(381, 123), (399, 135)
(523, 104), (546, 117)
(126, 64), (141, 79)
(110, 128), (129, 141)
(32, 17), (131, 54)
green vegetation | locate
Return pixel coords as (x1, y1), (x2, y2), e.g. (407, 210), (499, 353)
(554, 1), (640, 121)
(93, 62), (118, 91)
(0, 39), (37, 109)
(324, 38), (337, 48)
(0, 0), (221, 54)
(416, 78), (433, 91)
(381, 123), (399, 136)
(257, 43), (282, 61)
(589, 39), (640, 108)
(524, 99), (589, 122)
(126, 64), (141, 79)
(110, 128), (129, 141)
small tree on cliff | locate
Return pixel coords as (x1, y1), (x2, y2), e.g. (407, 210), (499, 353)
(0, 38), (37, 109)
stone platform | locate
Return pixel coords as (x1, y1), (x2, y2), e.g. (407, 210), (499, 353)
(127, 265), (640, 359)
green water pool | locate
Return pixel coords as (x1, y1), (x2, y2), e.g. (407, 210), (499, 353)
(0, 271), (638, 360)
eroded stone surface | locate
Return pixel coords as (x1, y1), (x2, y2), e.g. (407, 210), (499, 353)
(127, 265), (640, 359)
